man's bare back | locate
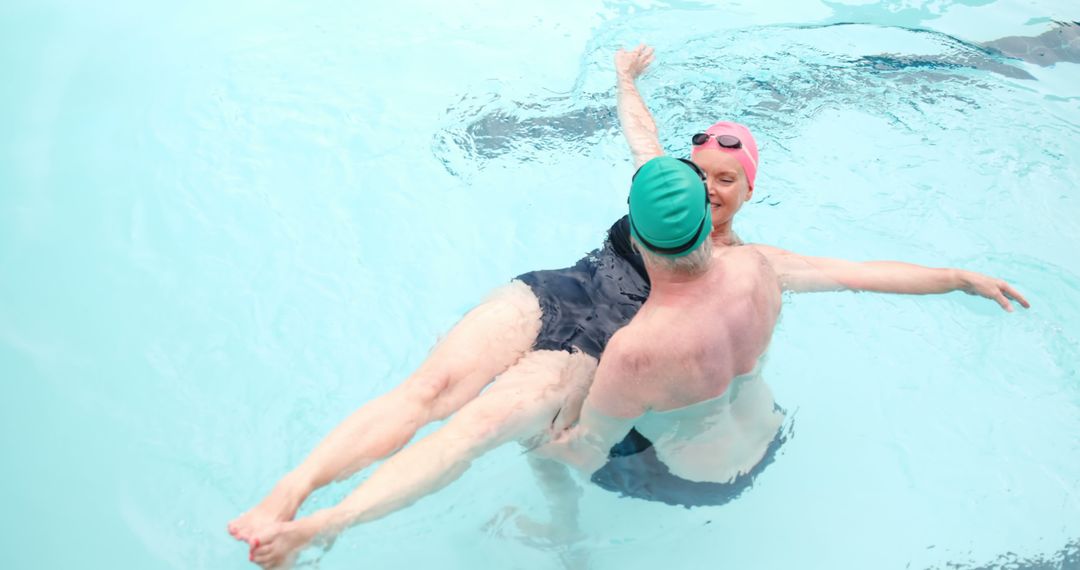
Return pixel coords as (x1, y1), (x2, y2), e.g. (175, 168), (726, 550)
(597, 245), (783, 482)
(616, 246), (780, 406)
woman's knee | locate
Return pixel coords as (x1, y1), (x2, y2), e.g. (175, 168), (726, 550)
(398, 373), (451, 411)
(400, 371), (487, 423)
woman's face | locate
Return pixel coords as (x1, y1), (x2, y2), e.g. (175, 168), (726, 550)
(692, 149), (754, 229)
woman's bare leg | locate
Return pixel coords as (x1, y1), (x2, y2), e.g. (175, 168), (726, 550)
(229, 281), (542, 542)
(248, 349), (597, 569)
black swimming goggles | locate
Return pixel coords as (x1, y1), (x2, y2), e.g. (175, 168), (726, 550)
(692, 133), (743, 149)
(627, 157), (710, 256)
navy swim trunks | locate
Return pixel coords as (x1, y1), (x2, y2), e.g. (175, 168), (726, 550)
(590, 412), (792, 508)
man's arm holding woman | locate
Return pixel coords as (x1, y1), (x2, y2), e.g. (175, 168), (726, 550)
(532, 336), (645, 475)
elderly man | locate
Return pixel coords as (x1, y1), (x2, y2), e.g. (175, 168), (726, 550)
(536, 155), (786, 500)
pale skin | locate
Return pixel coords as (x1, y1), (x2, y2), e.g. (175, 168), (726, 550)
(247, 349), (598, 568)
(230, 282), (595, 567)
(232, 44), (1029, 568)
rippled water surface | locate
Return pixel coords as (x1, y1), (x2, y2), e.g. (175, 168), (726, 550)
(2, 1), (1078, 568)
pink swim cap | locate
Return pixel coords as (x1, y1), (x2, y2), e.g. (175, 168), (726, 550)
(690, 121), (759, 189)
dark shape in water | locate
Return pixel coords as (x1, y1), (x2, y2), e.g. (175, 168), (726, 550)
(837, 21), (1080, 81)
(854, 51), (1036, 81)
(981, 21), (1080, 67)
(929, 535), (1079, 570)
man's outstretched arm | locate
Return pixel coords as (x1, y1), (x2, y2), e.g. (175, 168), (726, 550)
(534, 401), (639, 475)
(616, 44), (665, 169)
(752, 244), (1031, 312)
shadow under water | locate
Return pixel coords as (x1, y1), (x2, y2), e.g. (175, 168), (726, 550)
(933, 536), (1079, 570)
(981, 21), (1080, 67)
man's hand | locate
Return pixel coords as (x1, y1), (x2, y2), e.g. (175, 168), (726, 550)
(528, 427), (576, 464)
(615, 44), (655, 81)
(957, 270), (1031, 312)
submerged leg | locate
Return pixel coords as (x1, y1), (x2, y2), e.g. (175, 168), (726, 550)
(515, 455), (585, 544)
(229, 281), (542, 543)
(249, 349), (597, 569)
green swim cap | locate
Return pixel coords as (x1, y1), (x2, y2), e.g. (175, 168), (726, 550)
(628, 156), (712, 258)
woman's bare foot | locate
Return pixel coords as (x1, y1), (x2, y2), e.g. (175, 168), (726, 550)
(228, 476), (310, 543)
(250, 518), (324, 570)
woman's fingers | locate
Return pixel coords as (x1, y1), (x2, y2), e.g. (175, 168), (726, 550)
(1002, 283), (1030, 308)
(994, 291), (1014, 312)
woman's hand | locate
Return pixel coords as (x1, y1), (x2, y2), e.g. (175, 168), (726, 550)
(615, 43), (655, 81)
(957, 270), (1031, 312)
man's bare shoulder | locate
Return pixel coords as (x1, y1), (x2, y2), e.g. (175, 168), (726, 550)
(724, 243), (778, 262)
(591, 328), (655, 417)
(717, 244), (784, 285)
(603, 325), (656, 373)
(743, 243), (782, 256)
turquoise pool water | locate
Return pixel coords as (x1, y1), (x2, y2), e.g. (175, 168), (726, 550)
(2, 1), (1078, 568)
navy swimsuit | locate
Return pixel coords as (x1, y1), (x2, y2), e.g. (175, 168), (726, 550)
(515, 216), (649, 360)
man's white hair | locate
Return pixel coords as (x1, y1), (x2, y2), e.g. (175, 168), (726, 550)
(634, 236), (713, 276)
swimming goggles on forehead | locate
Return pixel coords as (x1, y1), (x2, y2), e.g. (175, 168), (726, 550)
(691, 132), (758, 172)
(691, 133), (743, 149)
